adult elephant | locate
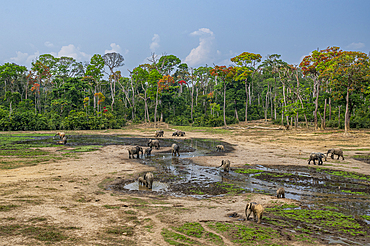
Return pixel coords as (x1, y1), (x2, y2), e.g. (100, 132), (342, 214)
(171, 143), (180, 156)
(308, 152), (326, 165)
(148, 139), (160, 149)
(128, 146), (143, 159)
(327, 148), (344, 160)
(144, 172), (154, 189)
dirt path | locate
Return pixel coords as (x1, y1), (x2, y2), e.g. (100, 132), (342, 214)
(0, 125), (369, 245)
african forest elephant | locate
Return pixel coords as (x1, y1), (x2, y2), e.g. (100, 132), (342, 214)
(171, 143), (180, 156)
(219, 160), (230, 172)
(276, 187), (285, 198)
(308, 152), (326, 165)
(138, 177), (147, 186)
(55, 132), (66, 139)
(148, 139), (160, 149)
(144, 172), (154, 189)
(128, 146), (143, 159)
(327, 148), (344, 160)
(245, 202), (264, 223)
(216, 145), (224, 152)
(57, 136), (67, 145)
(155, 130), (164, 137)
(144, 147), (152, 157)
(172, 130), (185, 137)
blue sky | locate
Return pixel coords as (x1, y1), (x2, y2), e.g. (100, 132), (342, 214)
(1, 0), (369, 76)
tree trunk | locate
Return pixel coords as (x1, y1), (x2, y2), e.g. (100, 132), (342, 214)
(265, 82), (269, 122)
(313, 77), (320, 130)
(338, 105), (341, 129)
(344, 85), (350, 134)
(191, 85), (194, 122)
(110, 80), (115, 111)
(244, 80), (248, 122)
(234, 100), (239, 123)
(223, 82), (227, 127)
(154, 86), (159, 127)
(329, 97), (332, 120)
(322, 98), (327, 129)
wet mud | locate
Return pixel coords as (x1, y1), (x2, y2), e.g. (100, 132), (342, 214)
(19, 134), (370, 245)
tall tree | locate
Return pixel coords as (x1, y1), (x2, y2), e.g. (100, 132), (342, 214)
(103, 52), (124, 111)
(85, 54), (105, 110)
(300, 47), (341, 130)
(231, 52), (262, 122)
(210, 66), (236, 126)
(320, 51), (370, 134)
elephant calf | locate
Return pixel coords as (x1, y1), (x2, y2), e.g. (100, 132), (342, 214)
(308, 152), (326, 165)
(219, 160), (230, 172)
(171, 143), (180, 156)
(128, 146), (143, 159)
(245, 202), (264, 224)
(144, 147), (152, 157)
(138, 177), (147, 186)
(148, 139), (160, 149)
(216, 145), (224, 152)
(327, 148), (344, 160)
(276, 187), (285, 198)
(144, 172), (154, 189)
(155, 130), (164, 137)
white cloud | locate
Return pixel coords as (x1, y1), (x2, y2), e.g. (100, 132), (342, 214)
(346, 42), (365, 49)
(53, 44), (90, 61)
(44, 41), (54, 48)
(150, 34), (160, 52)
(184, 28), (215, 67)
(105, 43), (122, 54)
(10, 51), (40, 66)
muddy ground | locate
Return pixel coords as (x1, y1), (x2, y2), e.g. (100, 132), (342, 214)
(0, 121), (370, 245)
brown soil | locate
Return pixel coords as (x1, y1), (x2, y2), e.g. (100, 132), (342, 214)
(0, 122), (369, 245)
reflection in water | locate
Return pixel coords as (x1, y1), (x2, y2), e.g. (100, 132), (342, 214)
(18, 135), (370, 222)
(124, 181), (168, 192)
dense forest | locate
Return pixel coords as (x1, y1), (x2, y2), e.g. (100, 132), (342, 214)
(0, 46), (369, 134)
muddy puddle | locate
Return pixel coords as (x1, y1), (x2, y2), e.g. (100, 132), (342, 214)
(17, 135), (370, 245)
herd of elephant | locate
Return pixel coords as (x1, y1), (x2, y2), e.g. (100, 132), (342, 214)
(308, 148), (344, 165)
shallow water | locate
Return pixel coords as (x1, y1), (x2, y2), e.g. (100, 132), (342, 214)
(18, 135), (370, 222)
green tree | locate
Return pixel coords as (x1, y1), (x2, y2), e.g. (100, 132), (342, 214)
(210, 66), (236, 126)
(103, 52), (124, 111)
(231, 52), (262, 122)
(320, 51), (370, 134)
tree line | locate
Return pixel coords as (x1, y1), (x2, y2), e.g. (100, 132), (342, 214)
(0, 46), (369, 134)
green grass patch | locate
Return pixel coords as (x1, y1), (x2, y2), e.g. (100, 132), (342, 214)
(164, 222), (225, 245)
(314, 167), (370, 181)
(268, 207), (365, 236)
(161, 228), (201, 245)
(0, 204), (19, 211)
(234, 168), (261, 174)
(215, 182), (244, 194)
(341, 190), (367, 195)
(172, 222), (204, 238)
(362, 215), (370, 221)
(207, 221), (281, 245)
